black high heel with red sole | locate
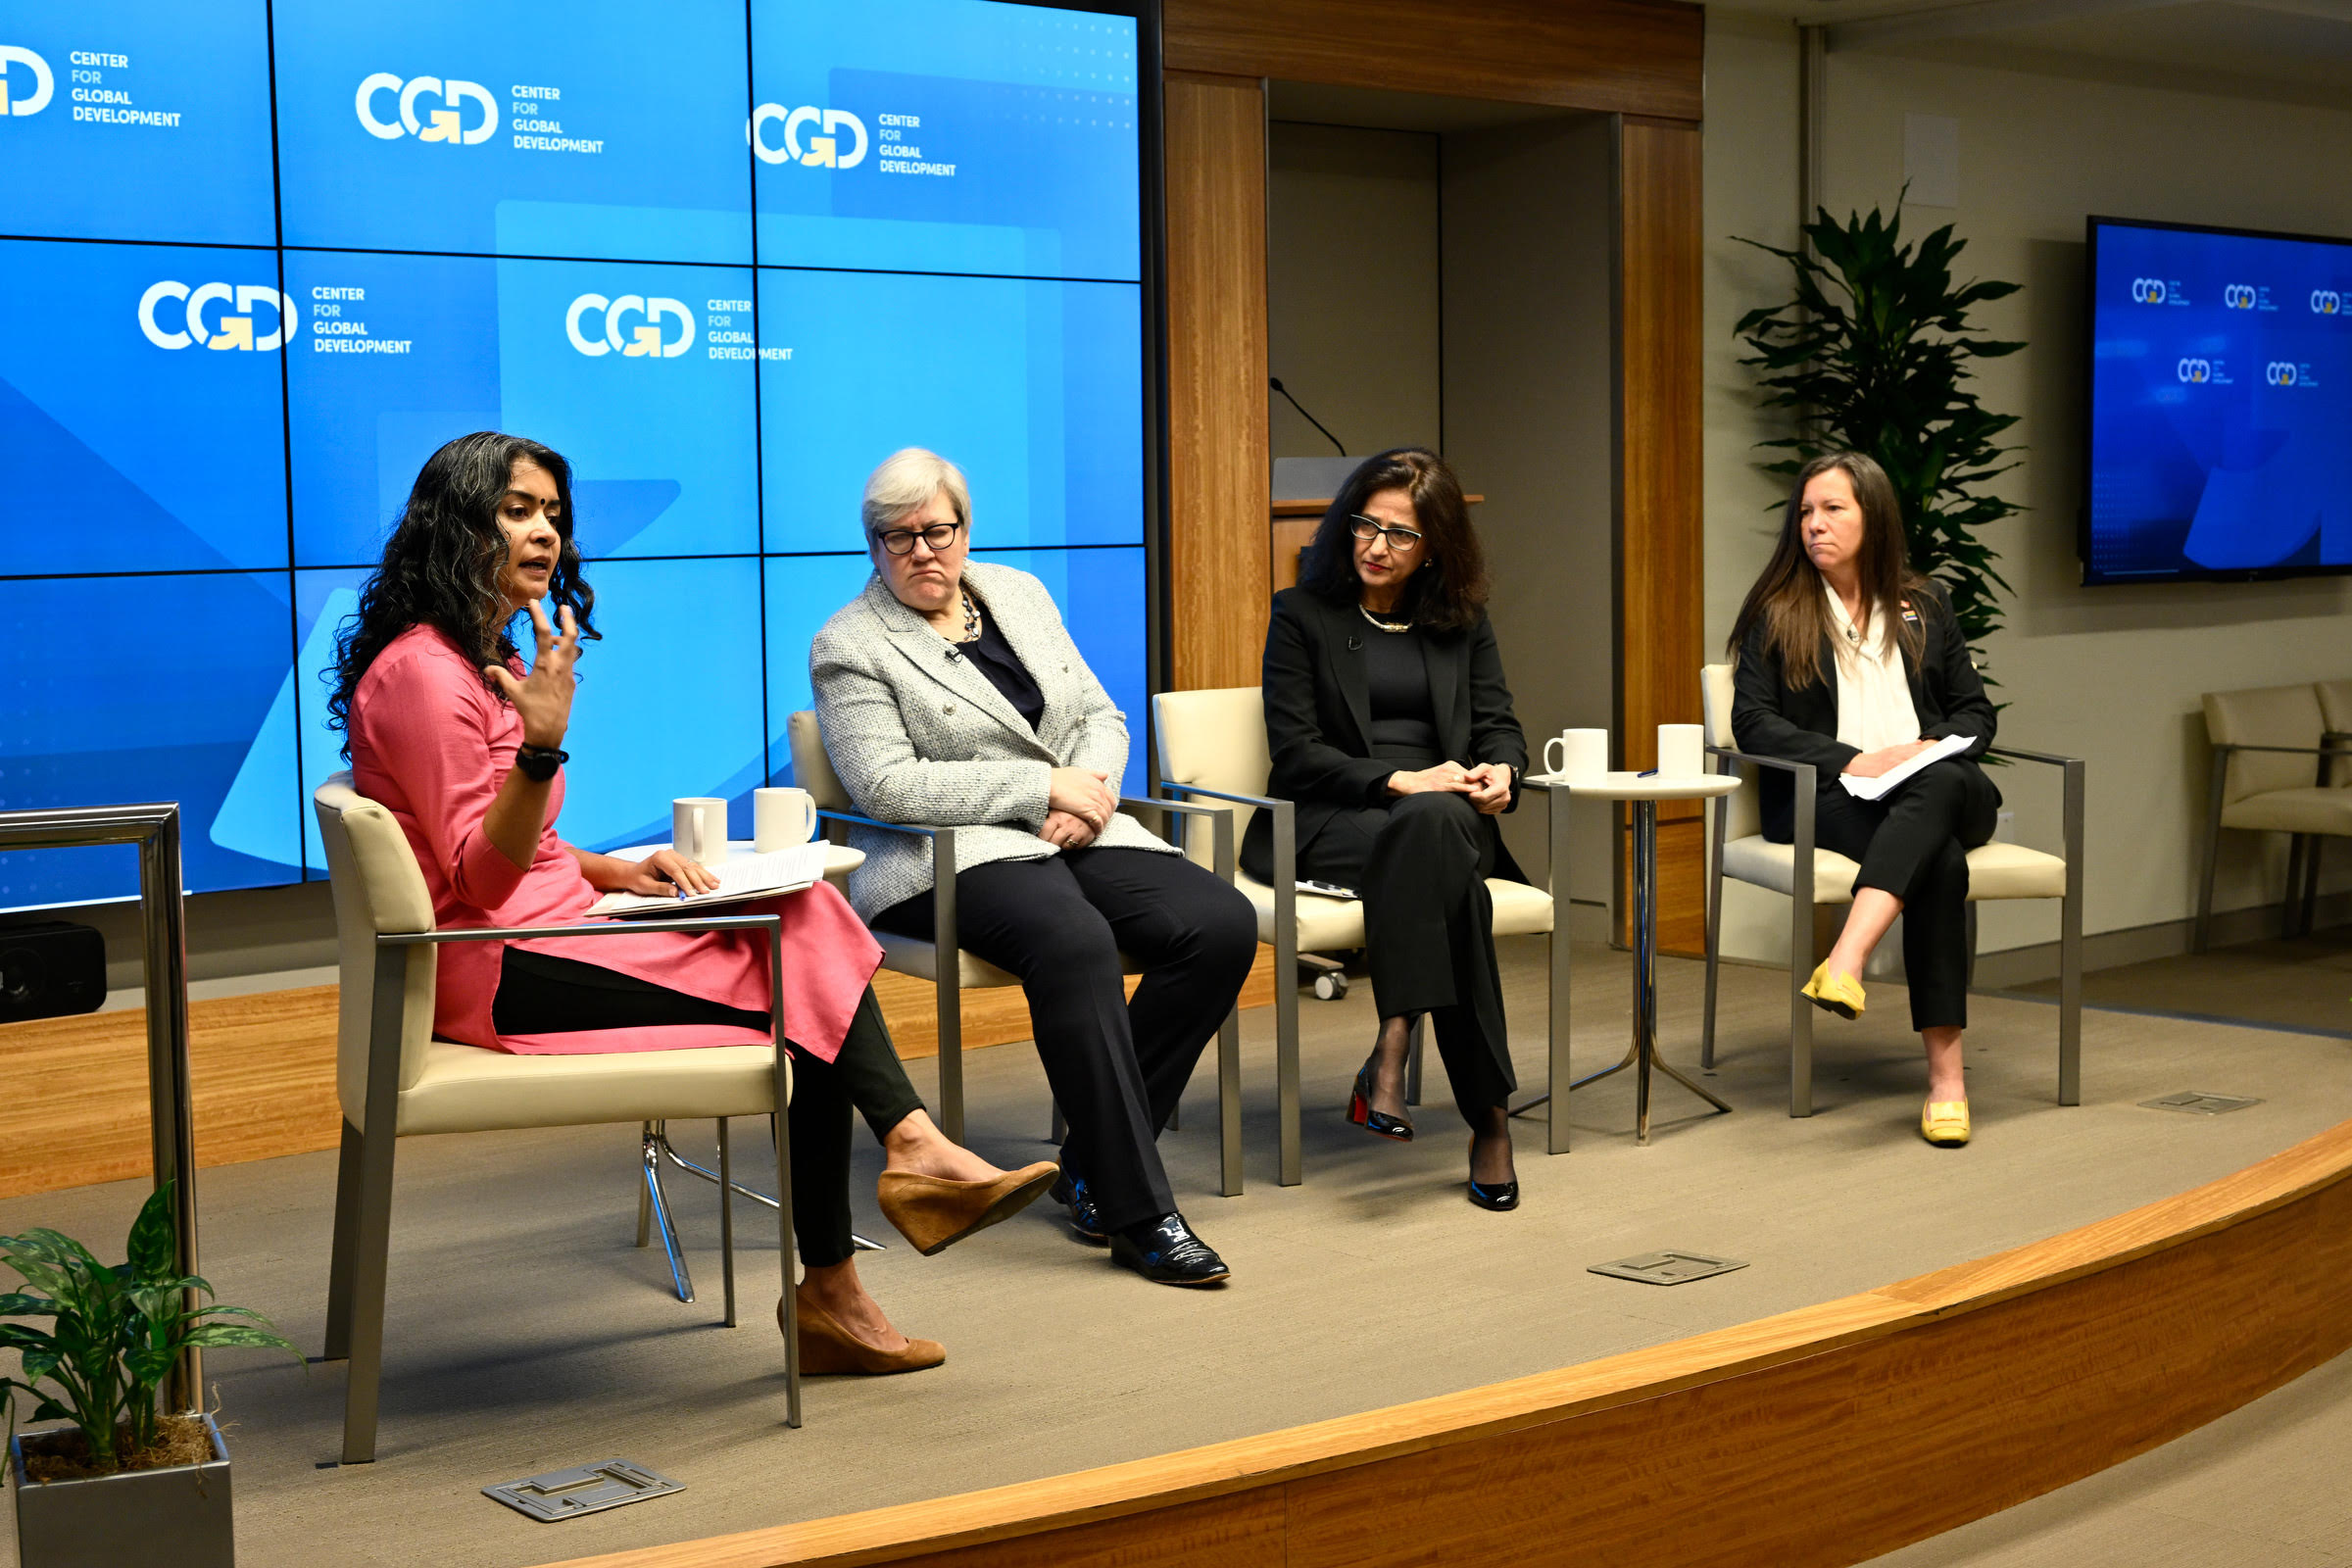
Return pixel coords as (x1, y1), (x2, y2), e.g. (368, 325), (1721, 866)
(1347, 1056), (1414, 1142)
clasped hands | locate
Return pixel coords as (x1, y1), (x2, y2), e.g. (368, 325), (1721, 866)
(1042, 765), (1117, 850)
(1842, 739), (1935, 779)
(1387, 760), (1513, 814)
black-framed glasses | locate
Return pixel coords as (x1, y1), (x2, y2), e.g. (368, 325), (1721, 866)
(873, 520), (963, 556)
(1348, 514), (1424, 550)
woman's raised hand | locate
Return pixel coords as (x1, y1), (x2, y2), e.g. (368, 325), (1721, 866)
(1387, 761), (1474, 797)
(1049, 766), (1117, 831)
(1842, 739), (1935, 779)
(483, 599), (580, 750)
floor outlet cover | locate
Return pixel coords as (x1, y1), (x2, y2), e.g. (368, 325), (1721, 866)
(484, 1458), (685, 1521)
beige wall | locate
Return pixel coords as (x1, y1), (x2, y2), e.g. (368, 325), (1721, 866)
(1266, 122), (1443, 459)
(1704, 13), (2352, 963)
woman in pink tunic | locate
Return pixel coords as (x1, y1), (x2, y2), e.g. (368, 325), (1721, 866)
(330, 431), (1053, 1375)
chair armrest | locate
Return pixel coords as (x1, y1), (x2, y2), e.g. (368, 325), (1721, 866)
(1158, 781), (1289, 811)
(2210, 743), (2352, 757)
(378, 912), (783, 946)
(816, 808), (941, 838)
(1984, 746), (2081, 767)
(1705, 744), (1817, 781)
(1124, 796), (1237, 879)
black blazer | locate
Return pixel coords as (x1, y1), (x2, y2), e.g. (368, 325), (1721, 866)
(1245, 587), (1530, 882)
(1731, 580), (1998, 841)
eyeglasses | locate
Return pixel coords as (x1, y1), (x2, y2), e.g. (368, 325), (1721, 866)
(1348, 514), (1424, 550)
(873, 520), (963, 556)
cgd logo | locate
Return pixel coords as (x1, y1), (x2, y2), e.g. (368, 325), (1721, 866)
(565, 293), (694, 358)
(356, 74), (498, 144)
(139, 282), (298, 351)
(2223, 284), (2258, 310)
(2132, 277), (2170, 304)
(0, 44), (51, 116)
(746, 103), (867, 168)
(2313, 291), (2342, 316)
(2177, 358), (2212, 384)
(2266, 362), (2301, 386)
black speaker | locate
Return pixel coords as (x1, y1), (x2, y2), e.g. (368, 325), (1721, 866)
(0, 921), (107, 1024)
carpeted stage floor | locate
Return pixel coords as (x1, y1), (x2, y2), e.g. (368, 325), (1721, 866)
(2010, 923), (2352, 1039)
(5, 938), (2352, 1568)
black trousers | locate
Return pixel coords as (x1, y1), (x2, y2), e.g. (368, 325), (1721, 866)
(1785, 760), (1999, 1032)
(874, 847), (1258, 1233)
(493, 950), (924, 1269)
(1297, 793), (1515, 1124)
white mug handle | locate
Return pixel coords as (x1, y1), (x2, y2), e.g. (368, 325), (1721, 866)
(1544, 735), (1568, 777)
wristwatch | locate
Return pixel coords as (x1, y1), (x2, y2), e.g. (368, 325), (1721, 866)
(513, 743), (568, 781)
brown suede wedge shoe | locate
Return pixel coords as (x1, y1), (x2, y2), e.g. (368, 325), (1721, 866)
(877, 1160), (1059, 1256)
(783, 1287), (944, 1376)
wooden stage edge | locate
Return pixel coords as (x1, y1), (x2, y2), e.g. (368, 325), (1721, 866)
(549, 1117), (2352, 1568)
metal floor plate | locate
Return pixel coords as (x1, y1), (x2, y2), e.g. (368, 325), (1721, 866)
(484, 1458), (684, 1522)
(2140, 1091), (2263, 1115)
(1590, 1250), (1749, 1286)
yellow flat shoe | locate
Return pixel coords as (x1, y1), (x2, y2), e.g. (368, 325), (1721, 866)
(1801, 960), (1865, 1019)
(1921, 1101), (1971, 1147)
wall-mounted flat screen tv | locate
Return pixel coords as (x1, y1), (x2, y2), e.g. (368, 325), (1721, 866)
(2082, 216), (2352, 584)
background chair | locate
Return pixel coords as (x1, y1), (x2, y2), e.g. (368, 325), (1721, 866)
(1151, 687), (1559, 1181)
(784, 711), (1247, 1196)
(1696, 665), (2082, 1116)
(314, 775), (799, 1465)
(2197, 684), (2352, 948)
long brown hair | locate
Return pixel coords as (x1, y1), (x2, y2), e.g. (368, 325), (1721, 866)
(1297, 447), (1489, 632)
(1727, 451), (1927, 690)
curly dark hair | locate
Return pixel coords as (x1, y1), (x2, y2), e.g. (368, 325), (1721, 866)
(1295, 447), (1489, 632)
(325, 431), (596, 757)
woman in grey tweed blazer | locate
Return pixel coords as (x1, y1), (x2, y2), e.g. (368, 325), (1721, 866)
(810, 449), (1257, 1288)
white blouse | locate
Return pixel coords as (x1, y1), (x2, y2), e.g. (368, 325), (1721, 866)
(1825, 585), (1922, 755)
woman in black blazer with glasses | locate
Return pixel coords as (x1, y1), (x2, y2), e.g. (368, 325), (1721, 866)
(1245, 448), (1531, 1210)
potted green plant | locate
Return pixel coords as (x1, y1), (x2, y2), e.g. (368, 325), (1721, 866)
(3, 1181), (297, 1568)
(1734, 202), (2026, 658)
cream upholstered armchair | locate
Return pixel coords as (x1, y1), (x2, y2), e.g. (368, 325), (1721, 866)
(1151, 687), (1559, 1181)
(784, 711), (1247, 1196)
(1696, 665), (2082, 1117)
(2197, 683), (2352, 948)
(313, 775), (799, 1465)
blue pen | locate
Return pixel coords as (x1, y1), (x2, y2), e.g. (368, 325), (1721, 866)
(1638, 767), (1659, 777)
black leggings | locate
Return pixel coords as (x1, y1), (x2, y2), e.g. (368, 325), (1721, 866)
(874, 848), (1258, 1233)
(1785, 760), (1999, 1032)
(493, 950), (924, 1268)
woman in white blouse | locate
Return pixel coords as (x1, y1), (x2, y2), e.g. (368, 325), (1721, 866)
(1727, 452), (2000, 1147)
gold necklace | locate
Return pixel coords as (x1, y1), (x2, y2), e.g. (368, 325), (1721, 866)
(1358, 601), (1412, 633)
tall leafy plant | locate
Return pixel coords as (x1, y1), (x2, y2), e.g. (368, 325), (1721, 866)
(1734, 204), (2025, 652)
(0, 1182), (297, 1471)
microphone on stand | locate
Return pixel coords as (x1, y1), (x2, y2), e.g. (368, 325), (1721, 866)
(1269, 377), (1346, 456)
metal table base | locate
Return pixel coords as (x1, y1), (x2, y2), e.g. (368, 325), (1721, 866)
(1512, 796), (1732, 1145)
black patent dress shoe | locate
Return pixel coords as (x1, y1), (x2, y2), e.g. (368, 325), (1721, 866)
(1108, 1212), (1230, 1287)
(1347, 1057), (1413, 1142)
(1466, 1178), (1520, 1212)
(1049, 1171), (1109, 1245)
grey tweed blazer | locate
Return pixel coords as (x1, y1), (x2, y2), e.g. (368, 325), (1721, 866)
(808, 561), (1175, 921)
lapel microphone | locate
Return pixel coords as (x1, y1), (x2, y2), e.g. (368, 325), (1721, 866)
(1346, 635), (1362, 652)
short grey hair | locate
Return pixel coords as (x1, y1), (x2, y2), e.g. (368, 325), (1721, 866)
(861, 447), (970, 538)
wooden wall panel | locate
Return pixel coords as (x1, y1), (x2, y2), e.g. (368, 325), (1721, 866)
(1163, 0), (1704, 122)
(1617, 116), (1706, 942)
(1164, 71), (1270, 693)
(0, 952), (1279, 1199)
(547, 1119), (2352, 1568)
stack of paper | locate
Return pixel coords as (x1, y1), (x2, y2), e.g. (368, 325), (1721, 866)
(1838, 733), (1975, 801)
(589, 843), (829, 917)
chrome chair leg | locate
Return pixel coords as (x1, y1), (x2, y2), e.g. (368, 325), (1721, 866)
(639, 1120), (695, 1304)
(650, 1120), (885, 1251)
(1404, 1014), (1426, 1106)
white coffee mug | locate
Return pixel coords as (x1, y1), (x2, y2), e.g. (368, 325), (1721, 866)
(1656, 723), (1705, 780)
(754, 787), (817, 852)
(1543, 728), (1608, 783)
(671, 798), (730, 865)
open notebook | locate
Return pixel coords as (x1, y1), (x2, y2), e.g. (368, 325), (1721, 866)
(588, 843), (829, 918)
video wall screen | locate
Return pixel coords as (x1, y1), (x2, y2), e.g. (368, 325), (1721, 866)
(0, 0), (1152, 909)
(2083, 216), (2352, 583)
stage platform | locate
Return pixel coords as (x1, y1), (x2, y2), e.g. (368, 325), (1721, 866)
(3, 938), (2349, 1568)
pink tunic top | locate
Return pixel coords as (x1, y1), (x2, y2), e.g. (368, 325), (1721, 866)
(349, 624), (881, 1059)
